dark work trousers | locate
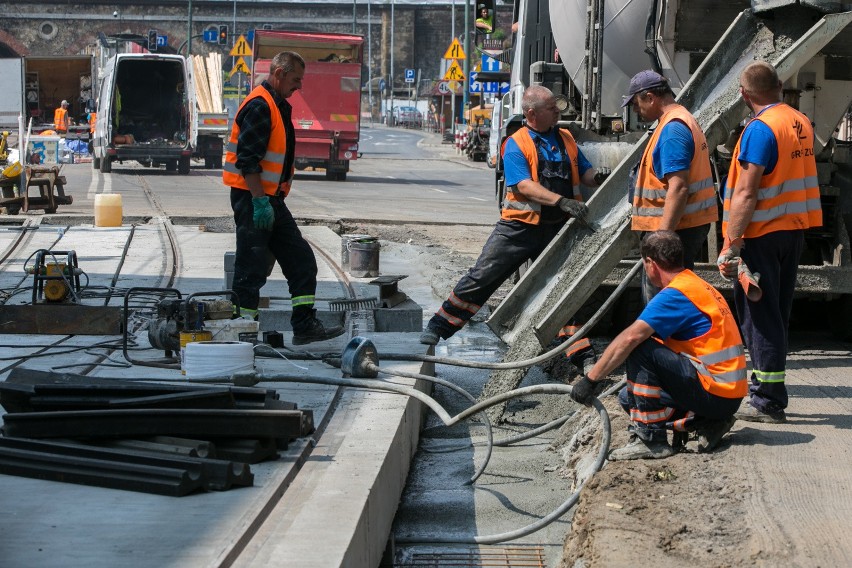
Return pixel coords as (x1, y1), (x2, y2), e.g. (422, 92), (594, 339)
(230, 189), (318, 331)
(735, 229), (804, 414)
(427, 219), (563, 338)
(617, 339), (743, 442)
(640, 224), (710, 304)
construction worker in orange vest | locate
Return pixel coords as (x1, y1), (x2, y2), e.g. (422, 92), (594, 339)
(420, 85), (609, 369)
(571, 231), (746, 460)
(622, 70), (717, 304)
(53, 100), (70, 134)
(719, 61), (822, 424)
(222, 51), (343, 345)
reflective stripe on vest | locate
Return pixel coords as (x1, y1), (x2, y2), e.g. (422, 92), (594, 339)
(723, 103), (822, 238)
(222, 85), (292, 197)
(632, 105), (717, 231)
(663, 270), (748, 398)
(500, 127), (581, 225)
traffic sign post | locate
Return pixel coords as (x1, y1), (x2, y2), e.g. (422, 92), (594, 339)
(404, 69), (415, 84)
(444, 60), (465, 82)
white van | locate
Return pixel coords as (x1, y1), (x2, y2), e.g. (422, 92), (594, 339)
(93, 53), (198, 174)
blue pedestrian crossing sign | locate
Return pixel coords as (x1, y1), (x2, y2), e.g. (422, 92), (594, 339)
(404, 69), (416, 83)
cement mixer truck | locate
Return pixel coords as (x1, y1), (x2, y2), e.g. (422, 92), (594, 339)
(490, 0), (852, 342)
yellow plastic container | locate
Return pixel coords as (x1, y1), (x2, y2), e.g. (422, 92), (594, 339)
(1, 161), (22, 179)
(94, 193), (123, 227)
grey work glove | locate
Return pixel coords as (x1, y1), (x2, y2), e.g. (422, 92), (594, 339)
(593, 167), (611, 186)
(570, 375), (596, 406)
(557, 197), (589, 221)
(716, 237), (744, 280)
(252, 196), (274, 231)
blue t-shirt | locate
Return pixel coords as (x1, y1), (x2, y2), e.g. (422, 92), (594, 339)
(737, 118), (778, 175)
(638, 286), (711, 341)
(504, 129), (592, 187)
(721, 107), (780, 198)
(652, 120), (694, 178)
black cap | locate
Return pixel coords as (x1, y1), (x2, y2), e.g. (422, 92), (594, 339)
(621, 70), (668, 108)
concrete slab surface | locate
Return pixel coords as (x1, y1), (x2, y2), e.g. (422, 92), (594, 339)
(0, 221), (432, 567)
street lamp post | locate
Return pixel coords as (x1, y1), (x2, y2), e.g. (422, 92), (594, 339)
(389, 0), (394, 126)
(187, 0), (193, 55)
(462, 0), (470, 124)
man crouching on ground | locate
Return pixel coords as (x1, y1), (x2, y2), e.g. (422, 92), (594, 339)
(570, 231), (746, 460)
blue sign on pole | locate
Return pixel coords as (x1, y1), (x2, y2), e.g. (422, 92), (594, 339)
(379, 78), (386, 92)
(469, 71), (481, 93)
(203, 29), (217, 43)
(157, 35), (168, 47)
(404, 68), (415, 83)
(481, 54), (500, 73)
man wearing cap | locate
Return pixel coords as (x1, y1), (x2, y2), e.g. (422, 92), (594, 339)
(624, 70), (717, 303)
(54, 100), (70, 134)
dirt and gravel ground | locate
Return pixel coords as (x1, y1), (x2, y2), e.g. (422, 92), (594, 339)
(339, 220), (852, 566)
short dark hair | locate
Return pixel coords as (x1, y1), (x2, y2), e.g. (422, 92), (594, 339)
(271, 51), (305, 74)
(644, 85), (675, 100)
(640, 230), (684, 271)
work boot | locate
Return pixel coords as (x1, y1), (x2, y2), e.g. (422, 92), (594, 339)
(419, 324), (441, 346)
(608, 437), (675, 461)
(696, 416), (737, 453)
(735, 402), (786, 424)
(292, 317), (345, 346)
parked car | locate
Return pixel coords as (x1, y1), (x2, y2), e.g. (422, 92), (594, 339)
(391, 106), (423, 128)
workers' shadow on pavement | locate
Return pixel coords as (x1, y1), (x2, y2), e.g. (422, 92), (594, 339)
(733, 426), (816, 446)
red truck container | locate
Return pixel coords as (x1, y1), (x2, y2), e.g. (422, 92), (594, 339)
(252, 30), (363, 181)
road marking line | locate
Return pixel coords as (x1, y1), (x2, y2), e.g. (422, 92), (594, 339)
(430, 188), (448, 194)
(467, 196), (486, 201)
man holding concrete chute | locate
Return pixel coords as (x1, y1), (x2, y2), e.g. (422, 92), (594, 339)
(623, 70), (717, 303)
(419, 85), (609, 364)
(718, 61), (822, 423)
(223, 51), (344, 346)
(571, 231), (747, 460)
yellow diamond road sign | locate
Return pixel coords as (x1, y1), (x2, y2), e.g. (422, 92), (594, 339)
(230, 35), (252, 57)
(443, 38), (466, 60)
(230, 56), (251, 77)
(443, 60), (465, 81)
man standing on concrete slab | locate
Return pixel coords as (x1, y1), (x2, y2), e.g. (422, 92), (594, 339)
(719, 61), (822, 423)
(571, 231), (747, 460)
(420, 85), (608, 364)
(623, 70), (717, 303)
(223, 51), (343, 345)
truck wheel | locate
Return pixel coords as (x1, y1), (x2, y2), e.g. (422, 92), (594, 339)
(101, 157), (112, 173)
(92, 157), (101, 170)
(335, 171), (347, 181)
(178, 157), (191, 175)
(166, 160), (177, 172)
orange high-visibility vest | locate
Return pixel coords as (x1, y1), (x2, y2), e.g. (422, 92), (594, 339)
(53, 108), (68, 132)
(723, 103), (822, 238)
(662, 270), (748, 399)
(222, 85), (292, 197)
(500, 127), (581, 225)
(632, 105), (716, 231)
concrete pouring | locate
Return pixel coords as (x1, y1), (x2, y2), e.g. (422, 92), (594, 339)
(0, 223), (431, 567)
